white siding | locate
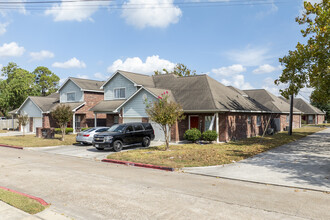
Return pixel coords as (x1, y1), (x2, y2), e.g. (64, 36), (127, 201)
(104, 73), (137, 100)
(20, 99), (42, 117)
(60, 80), (83, 103)
(123, 91), (157, 117)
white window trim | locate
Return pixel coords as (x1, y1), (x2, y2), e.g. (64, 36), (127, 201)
(257, 115), (261, 126)
(66, 92), (76, 102)
(113, 87), (126, 99)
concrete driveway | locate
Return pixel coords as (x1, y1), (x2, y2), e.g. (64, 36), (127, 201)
(183, 128), (330, 192)
(25, 141), (164, 160)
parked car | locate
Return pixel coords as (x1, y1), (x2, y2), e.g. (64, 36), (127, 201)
(92, 122), (155, 151)
(76, 127), (109, 145)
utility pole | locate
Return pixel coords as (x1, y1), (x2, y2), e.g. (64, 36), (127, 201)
(288, 94), (294, 135)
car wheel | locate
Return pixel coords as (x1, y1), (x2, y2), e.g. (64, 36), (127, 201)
(96, 147), (104, 150)
(142, 136), (151, 147)
(113, 140), (123, 152)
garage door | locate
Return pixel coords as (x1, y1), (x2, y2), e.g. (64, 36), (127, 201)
(150, 121), (166, 142)
(21, 121), (30, 133)
(33, 117), (42, 133)
(123, 118), (142, 123)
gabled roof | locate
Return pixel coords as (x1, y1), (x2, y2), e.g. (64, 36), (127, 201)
(279, 97), (325, 115)
(243, 89), (301, 114)
(101, 70), (155, 89)
(59, 77), (104, 93)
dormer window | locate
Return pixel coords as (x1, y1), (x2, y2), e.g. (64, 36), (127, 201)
(114, 88), (125, 99)
(67, 92), (75, 102)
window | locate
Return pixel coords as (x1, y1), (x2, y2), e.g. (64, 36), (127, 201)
(308, 115), (314, 124)
(67, 92), (75, 102)
(205, 116), (213, 131)
(96, 128), (108, 132)
(114, 88), (125, 99)
(143, 123), (152, 130)
(247, 116), (252, 124)
(126, 125), (134, 133)
(134, 124), (144, 131)
(257, 116), (261, 126)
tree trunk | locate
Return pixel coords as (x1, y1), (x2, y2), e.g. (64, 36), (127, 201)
(61, 125), (65, 141)
(163, 125), (169, 151)
(22, 125), (25, 136)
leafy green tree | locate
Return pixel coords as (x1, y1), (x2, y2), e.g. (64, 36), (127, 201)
(154, 63), (196, 77)
(33, 66), (60, 96)
(275, 0), (329, 107)
(145, 91), (185, 150)
(17, 114), (29, 136)
(0, 63), (39, 116)
(51, 105), (73, 141)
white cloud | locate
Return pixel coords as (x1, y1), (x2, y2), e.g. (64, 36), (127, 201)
(231, 74), (254, 89)
(122, 0), (182, 28)
(0, 0), (26, 16)
(0, 42), (25, 57)
(211, 64), (246, 76)
(77, 74), (89, 79)
(256, 0), (278, 18)
(107, 55), (176, 75)
(0, 22), (9, 35)
(226, 46), (273, 66)
(29, 50), (54, 61)
(262, 77), (283, 96)
(252, 64), (281, 74)
(45, 0), (109, 22)
(94, 72), (107, 80)
(52, 57), (86, 69)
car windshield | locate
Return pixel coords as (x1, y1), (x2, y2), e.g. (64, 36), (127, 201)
(108, 124), (126, 133)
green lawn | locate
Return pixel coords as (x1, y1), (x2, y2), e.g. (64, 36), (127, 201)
(107, 126), (326, 168)
(0, 188), (46, 214)
(0, 134), (77, 147)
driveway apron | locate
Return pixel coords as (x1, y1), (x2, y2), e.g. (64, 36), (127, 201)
(183, 128), (330, 191)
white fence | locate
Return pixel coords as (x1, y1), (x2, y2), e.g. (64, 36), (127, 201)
(0, 119), (18, 130)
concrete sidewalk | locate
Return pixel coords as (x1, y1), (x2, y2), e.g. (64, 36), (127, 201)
(183, 128), (330, 192)
(0, 201), (72, 220)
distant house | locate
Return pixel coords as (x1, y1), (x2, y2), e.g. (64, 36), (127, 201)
(279, 97), (325, 124)
(90, 71), (272, 142)
(242, 89), (302, 131)
(16, 77), (106, 133)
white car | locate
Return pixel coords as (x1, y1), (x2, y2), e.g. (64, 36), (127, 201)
(76, 127), (109, 145)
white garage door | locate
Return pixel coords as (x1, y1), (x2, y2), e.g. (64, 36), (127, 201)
(150, 121), (166, 142)
(123, 118), (142, 123)
(33, 117), (42, 133)
(21, 120), (30, 133)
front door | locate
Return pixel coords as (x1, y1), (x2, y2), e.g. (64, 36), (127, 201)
(190, 116), (199, 129)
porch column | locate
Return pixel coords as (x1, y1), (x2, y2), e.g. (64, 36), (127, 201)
(216, 113), (219, 143)
(94, 113), (97, 127)
(73, 113), (76, 134)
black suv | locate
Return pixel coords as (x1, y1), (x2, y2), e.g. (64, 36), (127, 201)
(92, 122), (155, 152)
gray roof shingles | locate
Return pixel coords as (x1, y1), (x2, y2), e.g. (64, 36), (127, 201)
(279, 97), (324, 115)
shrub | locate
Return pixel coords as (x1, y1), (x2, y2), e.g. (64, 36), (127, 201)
(184, 128), (201, 142)
(81, 127), (90, 131)
(202, 130), (218, 142)
(54, 128), (73, 134)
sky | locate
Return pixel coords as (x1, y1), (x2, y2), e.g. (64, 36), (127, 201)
(0, 0), (320, 101)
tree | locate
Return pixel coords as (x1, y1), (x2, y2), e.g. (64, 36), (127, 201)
(145, 91), (185, 150)
(154, 63), (196, 77)
(17, 114), (29, 136)
(0, 63), (39, 116)
(51, 105), (73, 141)
(33, 66), (60, 96)
(275, 0), (329, 106)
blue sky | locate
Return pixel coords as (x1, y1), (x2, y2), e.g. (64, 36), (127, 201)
(0, 0), (318, 100)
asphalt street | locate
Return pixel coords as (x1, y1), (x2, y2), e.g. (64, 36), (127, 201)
(0, 147), (329, 219)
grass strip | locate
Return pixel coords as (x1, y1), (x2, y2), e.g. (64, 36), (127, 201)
(0, 188), (46, 214)
(107, 126), (326, 168)
(0, 134), (76, 147)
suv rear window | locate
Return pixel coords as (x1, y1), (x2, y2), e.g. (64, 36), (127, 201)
(134, 124), (144, 131)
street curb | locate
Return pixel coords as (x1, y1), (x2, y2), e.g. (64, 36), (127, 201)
(0, 144), (23, 150)
(101, 159), (175, 171)
(0, 186), (49, 206)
